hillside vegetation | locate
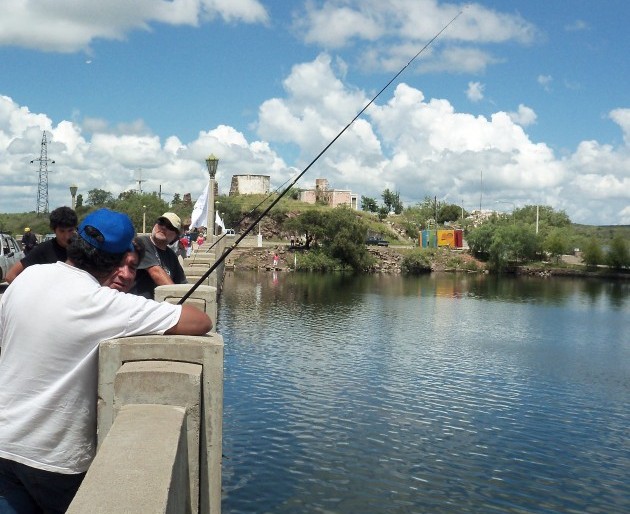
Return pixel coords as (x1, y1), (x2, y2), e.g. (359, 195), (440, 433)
(1, 190), (628, 273)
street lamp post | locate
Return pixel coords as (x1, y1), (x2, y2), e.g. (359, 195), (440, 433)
(205, 154), (219, 237)
(69, 185), (78, 210)
(142, 205), (147, 234)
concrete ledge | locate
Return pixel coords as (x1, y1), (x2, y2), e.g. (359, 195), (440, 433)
(98, 334), (223, 514)
(182, 266), (218, 289)
(114, 361), (202, 513)
(155, 284), (217, 331)
(68, 404), (190, 514)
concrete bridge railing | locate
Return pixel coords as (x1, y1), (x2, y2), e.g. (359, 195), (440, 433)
(68, 333), (224, 514)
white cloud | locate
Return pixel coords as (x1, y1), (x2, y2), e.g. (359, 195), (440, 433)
(0, 0), (269, 52)
(538, 74), (553, 91)
(0, 96), (290, 213)
(610, 108), (630, 145)
(1, 54), (629, 226)
(294, 0), (535, 74)
(466, 82), (484, 102)
(253, 56), (628, 224)
(507, 104), (537, 127)
(565, 20), (589, 32)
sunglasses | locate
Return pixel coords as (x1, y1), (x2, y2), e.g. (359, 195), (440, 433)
(157, 220), (177, 232)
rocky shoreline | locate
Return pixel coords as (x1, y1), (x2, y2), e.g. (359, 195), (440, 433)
(226, 245), (629, 280)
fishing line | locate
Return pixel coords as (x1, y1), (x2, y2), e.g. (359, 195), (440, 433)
(198, 173), (299, 256)
(178, 9), (463, 304)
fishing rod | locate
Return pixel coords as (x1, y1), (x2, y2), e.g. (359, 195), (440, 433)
(178, 10), (463, 304)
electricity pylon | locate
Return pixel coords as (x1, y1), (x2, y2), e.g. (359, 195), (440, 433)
(32, 131), (55, 215)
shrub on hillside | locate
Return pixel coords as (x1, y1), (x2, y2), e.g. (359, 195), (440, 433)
(401, 250), (432, 274)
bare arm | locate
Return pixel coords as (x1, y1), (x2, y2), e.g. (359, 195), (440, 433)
(165, 305), (212, 335)
(6, 261), (25, 284)
(146, 265), (175, 286)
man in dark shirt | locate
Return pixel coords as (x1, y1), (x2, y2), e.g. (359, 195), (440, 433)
(131, 212), (187, 299)
(6, 207), (77, 283)
(20, 228), (38, 254)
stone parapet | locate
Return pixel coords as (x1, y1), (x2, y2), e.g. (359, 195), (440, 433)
(96, 334), (223, 514)
(68, 404), (191, 514)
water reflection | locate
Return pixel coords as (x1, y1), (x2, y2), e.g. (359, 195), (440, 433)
(220, 271), (630, 514)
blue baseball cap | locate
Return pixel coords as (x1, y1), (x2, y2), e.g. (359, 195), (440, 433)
(78, 208), (136, 253)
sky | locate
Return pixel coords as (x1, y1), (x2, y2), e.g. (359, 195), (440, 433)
(0, 0), (628, 225)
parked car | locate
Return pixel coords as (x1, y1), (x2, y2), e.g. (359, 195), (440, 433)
(365, 236), (389, 247)
(0, 233), (25, 283)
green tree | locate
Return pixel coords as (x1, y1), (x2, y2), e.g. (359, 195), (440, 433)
(75, 194), (83, 208)
(361, 196), (378, 212)
(87, 188), (114, 207)
(544, 228), (569, 263)
(112, 192), (170, 233)
(606, 235), (630, 270)
(284, 210), (326, 249)
(321, 207), (371, 270)
(515, 205), (571, 227)
(382, 189), (395, 212)
(284, 208), (371, 270)
(581, 239), (603, 268)
(466, 222), (496, 260)
(438, 204), (462, 224)
(171, 193), (183, 207)
(377, 206), (389, 221)
(468, 221), (540, 271)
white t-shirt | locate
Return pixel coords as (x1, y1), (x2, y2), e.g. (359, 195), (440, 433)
(0, 262), (182, 474)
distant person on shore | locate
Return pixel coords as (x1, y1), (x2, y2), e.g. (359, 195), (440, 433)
(131, 212), (187, 299)
(273, 252), (279, 267)
(0, 208), (211, 513)
(6, 207), (78, 283)
(20, 228), (37, 254)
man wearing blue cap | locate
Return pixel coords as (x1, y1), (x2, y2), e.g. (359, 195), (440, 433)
(0, 208), (211, 513)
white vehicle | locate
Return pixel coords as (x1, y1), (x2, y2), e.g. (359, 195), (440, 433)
(0, 233), (25, 283)
(225, 229), (235, 236)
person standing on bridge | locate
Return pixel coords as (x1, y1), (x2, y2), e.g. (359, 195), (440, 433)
(0, 208), (211, 513)
(131, 212), (187, 299)
(6, 206), (78, 283)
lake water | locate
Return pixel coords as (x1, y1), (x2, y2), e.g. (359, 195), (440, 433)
(218, 271), (629, 513)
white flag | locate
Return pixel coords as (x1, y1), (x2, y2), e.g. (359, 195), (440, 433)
(216, 211), (226, 231)
(190, 184), (209, 229)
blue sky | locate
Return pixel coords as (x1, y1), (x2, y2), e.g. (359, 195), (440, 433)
(0, 0), (628, 225)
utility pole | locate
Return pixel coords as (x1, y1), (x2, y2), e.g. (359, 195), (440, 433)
(32, 131), (55, 215)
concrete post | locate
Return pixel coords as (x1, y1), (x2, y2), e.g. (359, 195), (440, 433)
(154, 283), (217, 332)
(68, 404), (191, 514)
(97, 334), (223, 514)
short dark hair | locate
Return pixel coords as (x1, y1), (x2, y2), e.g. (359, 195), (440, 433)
(50, 206), (78, 230)
(66, 235), (126, 280)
